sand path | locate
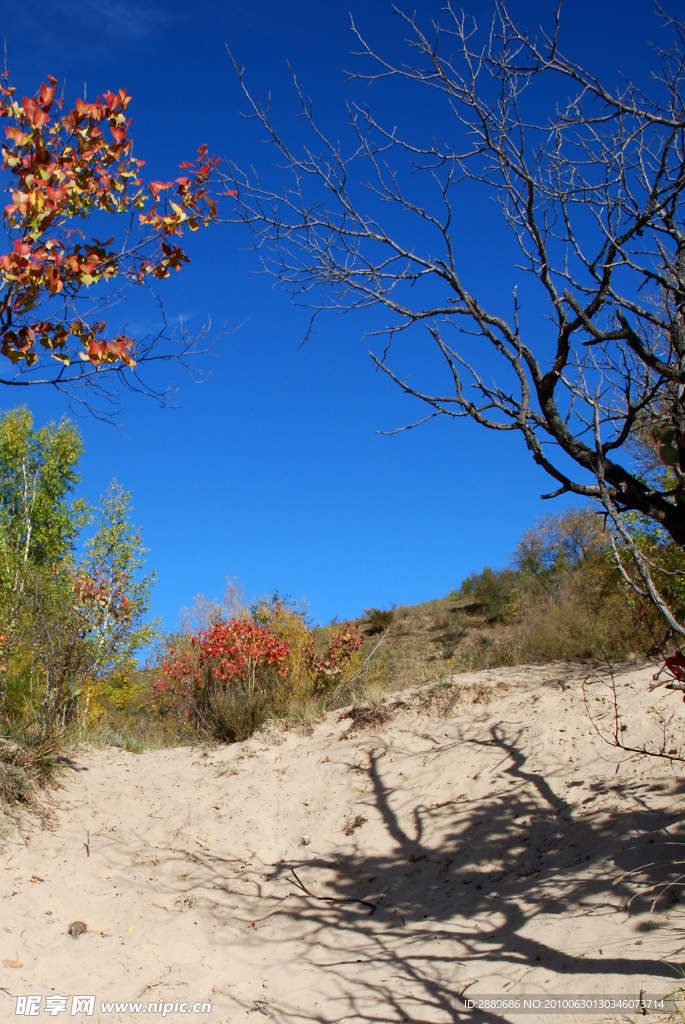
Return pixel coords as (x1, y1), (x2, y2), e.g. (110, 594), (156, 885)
(2, 661), (685, 1023)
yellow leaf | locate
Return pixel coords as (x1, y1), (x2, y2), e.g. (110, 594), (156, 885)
(126, 924), (135, 932)
(3, 959), (22, 968)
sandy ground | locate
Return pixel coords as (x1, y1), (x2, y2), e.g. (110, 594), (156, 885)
(3, 660), (685, 1024)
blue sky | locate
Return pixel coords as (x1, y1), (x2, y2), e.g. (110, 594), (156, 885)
(2, 0), (667, 630)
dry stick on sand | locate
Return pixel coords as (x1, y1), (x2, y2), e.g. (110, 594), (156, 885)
(289, 869), (377, 915)
(245, 869), (379, 925)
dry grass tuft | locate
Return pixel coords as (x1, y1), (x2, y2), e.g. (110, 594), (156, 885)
(0, 725), (68, 810)
(285, 697), (326, 736)
(342, 814), (367, 836)
(339, 702), (399, 732)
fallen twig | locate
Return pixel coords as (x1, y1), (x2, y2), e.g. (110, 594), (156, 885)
(582, 667), (685, 764)
(290, 868), (377, 915)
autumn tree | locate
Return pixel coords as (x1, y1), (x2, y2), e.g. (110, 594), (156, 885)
(25, 481), (157, 726)
(0, 72), (219, 416)
(0, 409), (156, 726)
(225, 5), (685, 638)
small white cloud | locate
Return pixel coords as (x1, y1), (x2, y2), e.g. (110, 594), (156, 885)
(77, 0), (172, 39)
(12, 0), (174, 43)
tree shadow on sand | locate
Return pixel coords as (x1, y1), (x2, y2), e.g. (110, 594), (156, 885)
(252, 727), (685, 1021)
(107, 724), (685, 1022)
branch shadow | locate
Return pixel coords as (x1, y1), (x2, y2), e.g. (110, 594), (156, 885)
(99, 724), (685, 1022)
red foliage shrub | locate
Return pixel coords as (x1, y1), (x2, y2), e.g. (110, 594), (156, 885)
(192, 619), (290, 683)
(306, 623), (362, 691)
(153, 619), (291, 725)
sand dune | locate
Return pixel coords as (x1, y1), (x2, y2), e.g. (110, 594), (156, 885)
(2, 661), (685, 1022)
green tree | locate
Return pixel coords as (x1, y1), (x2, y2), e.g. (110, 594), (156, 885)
(0, 409), (157, 726)
(22, 483), (158, 726)
(0, 407), (87, 567)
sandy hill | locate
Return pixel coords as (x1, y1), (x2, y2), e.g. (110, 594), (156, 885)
(2, 660), (685, 1023)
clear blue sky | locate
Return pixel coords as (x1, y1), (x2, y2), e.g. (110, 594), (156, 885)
(2, 0), (664, 630)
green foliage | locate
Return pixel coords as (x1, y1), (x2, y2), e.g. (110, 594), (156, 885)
(0, 409), (157, 731)
(513, 507), (610, 580)
(460, 566), (517, 622)
(81, 482), (159, 683)
(0, 407), (87, 566)
(22, 483), (158, 726)
(628, 515), (685, 623)
(454, 508), (661, 666)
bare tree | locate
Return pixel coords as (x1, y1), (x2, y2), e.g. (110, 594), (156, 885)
(223, 3), (685, 635)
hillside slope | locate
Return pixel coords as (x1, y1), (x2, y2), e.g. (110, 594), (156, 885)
(2, 660), (685, 1023)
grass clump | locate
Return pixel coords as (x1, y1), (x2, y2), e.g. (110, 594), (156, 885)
(207, 691), (270, 744)
(0, 724), (67, 807)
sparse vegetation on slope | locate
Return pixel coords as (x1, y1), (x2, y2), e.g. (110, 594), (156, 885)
(84, 505), (685, 752)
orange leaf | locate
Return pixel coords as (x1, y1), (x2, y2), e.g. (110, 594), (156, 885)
(5, 127), (27, 146)
(39, 83), (55, 108)
(148, 181), (172, 196)
(22, 97), (49, 128)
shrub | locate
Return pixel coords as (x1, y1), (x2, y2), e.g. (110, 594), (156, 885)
(459, 566), (517, 622)
(158, 614), (292, 740)
(193, 619), (290, 688)
(155, 598), (372, 740)
(306, 623), (363, 694)
(363, 607), (395, 634)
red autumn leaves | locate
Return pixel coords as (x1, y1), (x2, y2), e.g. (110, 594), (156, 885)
(156, 619), (291, 707)
(192, 619), (291, 683)
(0, 72), (219, 370)
(158, 617), (363, 700)
(306, 624), (362, 689)
(73, 568), (131, 621)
